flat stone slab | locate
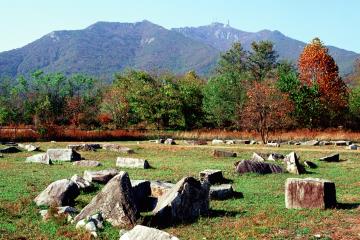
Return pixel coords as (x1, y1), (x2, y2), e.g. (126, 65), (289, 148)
(320, 153), (340, 162)
(83, 169), (119, 183)
(46, 149), (81, 162)
(234, 140), (251, 144)
(199, 169), (224, 185)
(211, 139), (224, 144)
(301, 140), (319, 146)
(18, 143), (39, 152)
(266, 142), (280, 147)
(333, 140), (350, 146)
(213, 150), (237, 157)
(120, 225), (179, 240)
(26, 153), (52, 165)
(102, 144), (134, 153)
(150, 181), (175, 198)
(184, 140), (207, 145)
(0, 146), (21, 153)
(209, 184), (234, 200)
(116, 157), (150, 169)
(235, 160), (284, 174)
(73, 160), (102, 167)
(67, 144), (97, 151)
(285, 178), (336, 209)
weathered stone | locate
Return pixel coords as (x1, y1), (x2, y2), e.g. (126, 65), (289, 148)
(209, 184), (234, 200)
(74, 172), (139, 227)
(268, 153), (285, 161)
(34, 179), (80, 206)
(249, 140), (257, 145)
(46, 149), (81, 162)
(347, 144), (358, 150)
(150, 181), (175, 197)
(266, 142), (280, 147)
(164, 138), (176, 145)
(153, 177), (209, 224)
(67, 144), (97, 152)
(26, 153), (52, 165)
(234, 140), (251, 144)
(235, 160), (284, 174)
(211, 139), (224, 144)
(120, 225), (179, 240)
(301, 140), (319, 146)
(285, 178), (336, 209)
(319, 153), (340, 162)
(18, 143), (39, 152)
(73, 160), (102, 167)
(304, 161), (317, 169)
(213, 149), (237, 157)
(225, 140), (235, 145)
(84, 169), (119, 184)
(116, 157), (150, 169)
(199, 169), (224, 185)
(102, 143), (134, 154)
(251, 152), (265, 162)
(184, 140), (207, 145)
(333, 140), (348, 146)
(76, 213), (103, 238)
(319, 141), (331, 146)
(0, 146), (21, 153)
(284, 152), (305, 174)
(71, 174), (92, 190)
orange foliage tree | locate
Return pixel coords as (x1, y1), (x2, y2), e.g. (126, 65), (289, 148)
(298, 38), (348, 115)
(241, 79), (294, 143)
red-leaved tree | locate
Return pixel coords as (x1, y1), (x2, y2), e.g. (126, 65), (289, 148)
(241, 79), (294, 143)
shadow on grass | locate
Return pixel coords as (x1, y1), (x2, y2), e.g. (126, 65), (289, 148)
(336, 202), (360, 209)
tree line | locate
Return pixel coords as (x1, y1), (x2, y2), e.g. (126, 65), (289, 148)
(0, 38), (359, 142)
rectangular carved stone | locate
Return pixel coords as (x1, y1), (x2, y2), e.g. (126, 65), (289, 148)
(285, 178), (336, 209)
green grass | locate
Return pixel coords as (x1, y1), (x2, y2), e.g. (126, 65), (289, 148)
(0, 141), (359, 239)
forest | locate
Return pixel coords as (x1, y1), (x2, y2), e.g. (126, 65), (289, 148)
(1, 38), (360, 142)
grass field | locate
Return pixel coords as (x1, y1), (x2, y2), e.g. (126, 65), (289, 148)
(0, 141), (359, 240)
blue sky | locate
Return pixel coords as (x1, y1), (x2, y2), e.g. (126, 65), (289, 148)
(0, 0), (359, 52)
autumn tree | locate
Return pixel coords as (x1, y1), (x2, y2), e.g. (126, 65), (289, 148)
(298, 38), (348, 125)
(241, 79), (293, 143)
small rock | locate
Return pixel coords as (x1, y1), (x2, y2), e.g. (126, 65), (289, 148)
(102, 143), (134, 154)
(213, 150), (237, 157)
(34, 179), (80, 206)
(251, 152), (265, 162)
(71, 174), (92, 190)
(284, 152), (305, 175)
(26, 153), (52, 165)
(347, 144), (358, 150)
(268, 153), (285, 161)
(319, 141), (331, 146)
(266, 142), (280, 147)
(199, 169), (224, 185)
(209, 184), (234, 200)
(72, 160), (102, 167)
(184, 140), (207, 145)
(83, 169), (119, 184)
(18, 143), (39, 152)
(211, 139), (224, 144)
(320, 153), (340, 162)
(285, 178), (336, 209)
(116, 157), (150, 169)
(164, 138), (176, 145)
(120, 225), (179, 240)
(225, 140), (235, 145)
(234, 140), (251, 144)
(67, 144), (97, 152)
(40, 206), (78, 221)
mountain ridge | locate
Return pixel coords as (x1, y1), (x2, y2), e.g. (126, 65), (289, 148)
(0, 20), (358, 80)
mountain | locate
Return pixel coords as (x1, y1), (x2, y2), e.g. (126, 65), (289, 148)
(0, 21), (358, 80)
(0, 21), (219, 80)
(173, 22), (360, 76)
